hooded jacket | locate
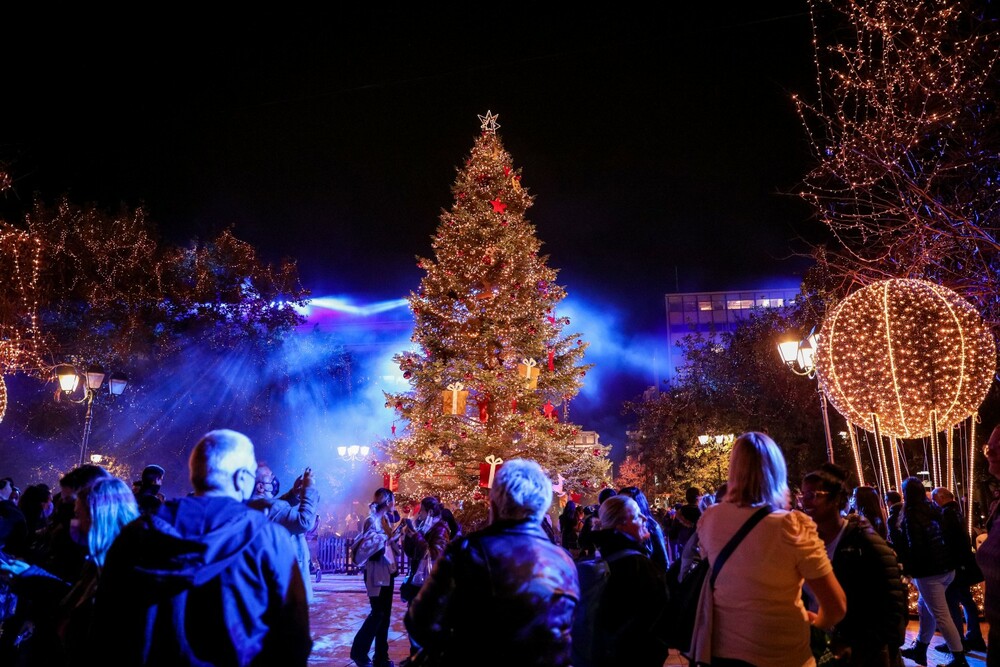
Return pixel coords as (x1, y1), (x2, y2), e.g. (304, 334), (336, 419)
(93, 495), (311, 666)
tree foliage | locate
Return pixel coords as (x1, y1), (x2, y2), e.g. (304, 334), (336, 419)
(1, 195), (308, 375)
(625, 286), (845, 500)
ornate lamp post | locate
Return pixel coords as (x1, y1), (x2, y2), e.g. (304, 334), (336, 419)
(54, 363), (128, 467)
(337, 445), (370, 466)
(777, 330), (836, 463)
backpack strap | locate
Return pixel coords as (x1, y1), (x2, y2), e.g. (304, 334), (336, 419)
(710, 505), (772, 587)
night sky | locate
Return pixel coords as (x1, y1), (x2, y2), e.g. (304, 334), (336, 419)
(1, 6), (827, 477)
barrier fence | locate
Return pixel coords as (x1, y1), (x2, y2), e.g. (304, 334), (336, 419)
(313, 534), (411, 577)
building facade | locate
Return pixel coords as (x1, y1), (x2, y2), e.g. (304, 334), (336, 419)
(664, 287), (801, 377)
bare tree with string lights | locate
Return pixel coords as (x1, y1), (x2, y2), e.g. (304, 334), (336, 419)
(795, 0), (1000, 333)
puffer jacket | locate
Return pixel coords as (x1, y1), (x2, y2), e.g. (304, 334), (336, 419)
(405, 518), (580, 667)
(830, 515), (908, 653)
(897, 499), (954, 577)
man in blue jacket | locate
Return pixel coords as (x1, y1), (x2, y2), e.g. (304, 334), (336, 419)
(94, 429), (312, 665)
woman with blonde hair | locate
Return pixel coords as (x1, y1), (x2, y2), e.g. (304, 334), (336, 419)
(690, 432), (846, 667)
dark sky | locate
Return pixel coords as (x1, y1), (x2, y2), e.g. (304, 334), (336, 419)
(0, 6), (825, 453)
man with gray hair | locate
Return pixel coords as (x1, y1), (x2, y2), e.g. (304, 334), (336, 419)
(405, 458), (580, 667)
(94, 429), (312, 665)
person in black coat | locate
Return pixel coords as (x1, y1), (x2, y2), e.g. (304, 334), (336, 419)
(896, 477), (967, 666)
(668, 487), (701, 561)
(932, 486), (988, 654)
(618, 486), (670, 571)
(801, 464), (908, 666)
(587, 495), (670, 667)
(405, 459), (580, 667)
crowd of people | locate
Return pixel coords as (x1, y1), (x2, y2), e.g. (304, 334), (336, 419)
(1, 425), (999, 667)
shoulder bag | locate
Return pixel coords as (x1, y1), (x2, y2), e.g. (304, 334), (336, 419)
(686, 505), (773, 666)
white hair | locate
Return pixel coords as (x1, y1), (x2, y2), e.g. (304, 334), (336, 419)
(490, 458), (553, 522)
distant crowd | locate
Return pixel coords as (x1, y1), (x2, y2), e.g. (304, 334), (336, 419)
(2, 427), (1000, 667)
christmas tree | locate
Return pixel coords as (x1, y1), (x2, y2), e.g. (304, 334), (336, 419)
(381, 112), (610, 522)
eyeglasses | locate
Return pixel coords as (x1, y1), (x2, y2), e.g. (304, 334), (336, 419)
(800, 491), (832, 502)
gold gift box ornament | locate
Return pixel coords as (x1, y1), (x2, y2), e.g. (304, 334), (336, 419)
(517, 358), (540, 389)
(442, 382), (468, 415)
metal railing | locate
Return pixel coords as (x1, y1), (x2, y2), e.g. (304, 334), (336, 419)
(314, 534), (410, 575)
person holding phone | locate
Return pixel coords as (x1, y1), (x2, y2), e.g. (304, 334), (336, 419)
(248, 464), (319, 603)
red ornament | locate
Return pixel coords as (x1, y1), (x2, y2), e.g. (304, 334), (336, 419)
(548, 349), (555, 371)
(395, 401), (402, 409)
(593, 449), (600, 457)
(511, 399), (518, 413)
(391, 423), (397, 435)
(407, 459), (416, 469)
(503, 166), (511, 176)
(461, 431), (468, 439)
(490, 199), (507, 213)
(581, 480), (590, 489)
(403, 371), (412, 379)
(579, 370), (586, 377)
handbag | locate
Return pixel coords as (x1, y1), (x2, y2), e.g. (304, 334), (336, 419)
(687, 505), (773, 666)
(352, 526), (388, 565)
(400, 551), (432, 603)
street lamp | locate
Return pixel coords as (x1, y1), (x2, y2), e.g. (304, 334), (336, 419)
(337, 445), (370, 465)
(777, 330), (835, 463)
(53, 363), (128, 467)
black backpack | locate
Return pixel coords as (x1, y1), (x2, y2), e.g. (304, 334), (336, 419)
(570, 549), (643, 667)
(664, 554), (709, 652)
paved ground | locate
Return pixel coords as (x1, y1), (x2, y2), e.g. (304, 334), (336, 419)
(310, 573), (989, 666)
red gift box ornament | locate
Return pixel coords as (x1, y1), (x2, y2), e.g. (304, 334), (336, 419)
(382, 473), (399, 492)
(479, 454), (504, 488)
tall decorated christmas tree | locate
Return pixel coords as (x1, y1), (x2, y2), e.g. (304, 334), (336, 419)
(381, 112), (610, 522)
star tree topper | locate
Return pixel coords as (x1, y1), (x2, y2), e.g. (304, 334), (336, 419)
(478, 110), (500, 134)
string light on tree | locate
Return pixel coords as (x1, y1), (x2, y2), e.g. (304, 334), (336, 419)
(381, 112), (609, 522)
(796, 0), (1000, 337)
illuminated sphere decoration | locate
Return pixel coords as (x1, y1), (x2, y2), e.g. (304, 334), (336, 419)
(815, 279), (996, 439)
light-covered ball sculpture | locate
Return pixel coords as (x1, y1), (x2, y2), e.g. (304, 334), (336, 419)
(815, 279), (996, 439)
